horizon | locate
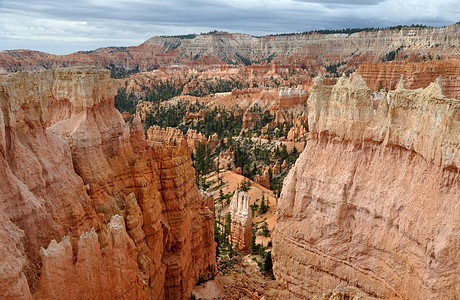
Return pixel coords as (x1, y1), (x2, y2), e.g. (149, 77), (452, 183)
(2, 22), (458, 56)
(1, 0), (458, 55)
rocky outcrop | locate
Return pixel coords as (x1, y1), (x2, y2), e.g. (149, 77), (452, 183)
(242, 110), (260, 129)
(357, 59), (460, 99)
(146, 125), (216, 153)
(230, 191), (253, 251)
(254, 167), (270, 189)
(0, 66), (216, 299)
(273, 74), (460, 299)
(215, 149), (235, 170)
(277, 88), (308, 110)
(36, 215), (143, 299)
(287, 126), (307, 142)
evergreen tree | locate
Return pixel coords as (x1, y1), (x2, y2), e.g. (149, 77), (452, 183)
(224, 213), (232, 238)
(250, 228), (258, 254)
(289, 146), (299, 164)
(264, 251), (274, 277)
(268, 169), (273, 190)
(218, 189), (224, 204)
(239, 179), (251, 192)
(258, 194), (268, 214)
(260, 222), (270, 236)
(280, 144), (288, 162)
(274, 145), (280, 159)
(193, 142), (213, 187)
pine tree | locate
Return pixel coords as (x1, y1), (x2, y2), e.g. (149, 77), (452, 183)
(280, 144), (288, 162)
(260, 222), (270, 236)
(258, 194), (268, 214)
(219, 189), (224, 204)
(268, 168), (273, 190)
(264, 251), (273, 277)
(250, 228), (258, 254)
(289, 146), (299, 164)
(224, 213), (232, 239)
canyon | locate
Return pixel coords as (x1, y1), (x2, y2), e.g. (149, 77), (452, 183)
(1, 24), (459, 74)
(0, 66), (216, 299)
(1, 23), (460, 300)
(272, 74), (460, 299)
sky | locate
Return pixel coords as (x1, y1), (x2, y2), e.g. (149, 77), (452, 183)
(0, 0), (458, 55)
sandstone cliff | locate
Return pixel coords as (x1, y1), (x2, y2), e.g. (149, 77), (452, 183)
(0, 66), (216, 299)
(146, 125), (214, 153)
(1, 24), (459, 73)
(273, 74), (460, 299)
(357, 60), (460, 99)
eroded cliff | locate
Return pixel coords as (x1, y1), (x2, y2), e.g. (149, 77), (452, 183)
(273, 74), (460, 299)
(0, 66), (216, 299)
(1, 24), (459, 73)
(357, 60), (460, 100)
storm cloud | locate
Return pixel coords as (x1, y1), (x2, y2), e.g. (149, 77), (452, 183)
(0, 0), (457, 54)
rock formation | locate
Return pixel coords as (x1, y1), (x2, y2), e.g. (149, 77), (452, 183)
(0, 66), (216, 299)
(254, 167), (270, 189)
(1, 24), (459, 73)
(215, 149), (235, 170)
(146, 125), (217, 153)
(357, 60), (460, 99)
(287, 126), (307, 142)
(242, 110), (260, 129)
(230, 190), (253, 251)
(273, 74), (460, 299)
(276, 88), (308, 110)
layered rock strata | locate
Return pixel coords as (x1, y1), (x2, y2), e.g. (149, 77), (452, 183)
(357, 60), (460, 99)
(230, 190), (253, 251)
(146, 125), (218, 153)
(1, 24), (459, 73)
(0, 66), (216, 299)
(273, 74), (460, 299)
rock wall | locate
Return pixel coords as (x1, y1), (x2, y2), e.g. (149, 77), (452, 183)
(273, 74), (460, 299)
(1, 24), (459, 73)
(357, 59), (460, 99)
(0, 66), (216, 299)
(146, 125), (217, 153)
(277, 88), (308, 110)
(230, 190), (252, 251)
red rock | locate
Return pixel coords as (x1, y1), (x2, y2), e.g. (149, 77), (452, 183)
(287, 126), (306, 142)
(0, 66), (216, 299)
(357, 59), (460, 99)
(121, 111), (132, 122)
(254, 169), (270, 189)
(147, 125), (210, 153)
(276, 88), (308, 110)
(281, 160), (287, 171)
(215, 149), (235, 170)
(272, 162), (281, 175)
(273, 74), (460, 299)
(242, 110), (260, 129)
(1, 25), (459, 73)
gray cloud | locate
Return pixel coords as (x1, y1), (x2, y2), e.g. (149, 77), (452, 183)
(0, 0), (458, 54)
(293, 0), (384, 5)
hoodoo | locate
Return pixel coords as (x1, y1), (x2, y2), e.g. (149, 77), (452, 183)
(230, 190), (253, 251)
(0, 66), (216, 299)
(273, 74), (460, 299)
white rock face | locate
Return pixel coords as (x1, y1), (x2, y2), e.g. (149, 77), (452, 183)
(230, 190), (252, 250)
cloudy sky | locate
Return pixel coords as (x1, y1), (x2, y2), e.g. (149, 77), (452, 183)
(0, 0), (457, 54)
